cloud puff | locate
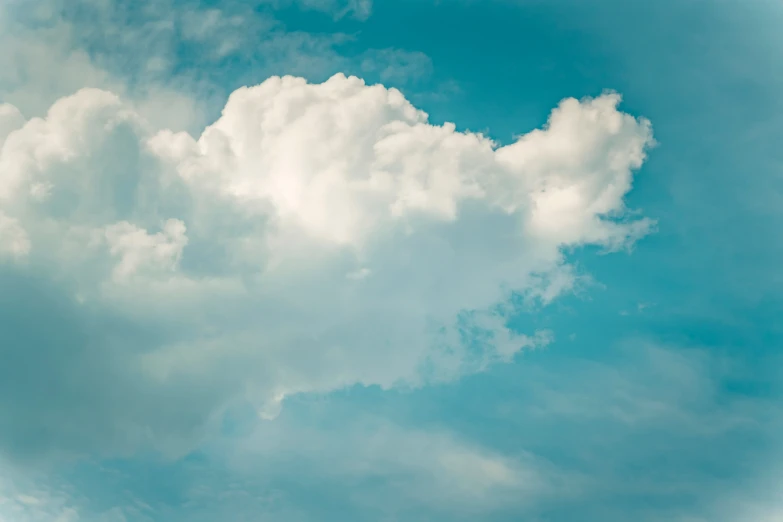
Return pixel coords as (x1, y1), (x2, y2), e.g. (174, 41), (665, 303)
(0, 73), (653, 460)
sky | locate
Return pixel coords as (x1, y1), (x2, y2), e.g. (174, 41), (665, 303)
(0, 0), (782, 520)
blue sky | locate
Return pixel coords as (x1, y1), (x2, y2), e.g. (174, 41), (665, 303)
(1, 0), (782, 521)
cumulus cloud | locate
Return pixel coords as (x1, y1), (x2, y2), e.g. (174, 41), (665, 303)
(0, 73), (653, 460)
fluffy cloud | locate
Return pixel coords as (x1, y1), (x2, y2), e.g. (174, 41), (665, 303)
(0, 73), (653, 460)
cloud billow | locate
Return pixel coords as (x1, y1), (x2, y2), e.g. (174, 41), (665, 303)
(0, 73), (654, 460)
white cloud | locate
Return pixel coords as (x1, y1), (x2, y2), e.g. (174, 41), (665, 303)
(104, 219), (188, 281)
(0, 213), (29, 260)
(0, 104), (26, 146)
(0, 73), (653, 459)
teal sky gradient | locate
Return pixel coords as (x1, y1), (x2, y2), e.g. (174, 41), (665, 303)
(1, 1), (782, 520)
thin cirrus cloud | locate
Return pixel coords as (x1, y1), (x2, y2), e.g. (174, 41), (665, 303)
(223, 417), (564, 512)
(0, 71), (653, 461)
(263, 0), (373, 20)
